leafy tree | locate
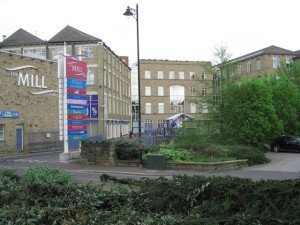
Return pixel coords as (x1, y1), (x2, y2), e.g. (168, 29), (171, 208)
(214, 78), (283, 145)
(277, 61), (300, 89)
(269, 75), (300, 135)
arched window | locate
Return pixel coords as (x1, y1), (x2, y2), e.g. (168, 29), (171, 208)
(169, 85), (185, 113)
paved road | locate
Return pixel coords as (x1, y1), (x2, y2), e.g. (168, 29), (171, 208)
(0, 151), (299, 181)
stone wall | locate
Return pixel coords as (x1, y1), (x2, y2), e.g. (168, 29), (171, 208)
(80, 141), (117, 166)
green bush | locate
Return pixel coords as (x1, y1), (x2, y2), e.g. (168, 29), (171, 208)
(0, 168), (21, 206)
(0, 168), (299, 224)
(23, 166), (76, 196)
(114, 140), (139, 160)
(158, 144), (198, 162)
(199, 143), (230, 158)
(227, 145), (270, 166)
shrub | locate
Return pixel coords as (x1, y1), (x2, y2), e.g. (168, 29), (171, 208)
(198, 143), (230, 158)
(23, 166), (76, 196)
(158, 144), (198, 162)
(227, 145), (270, 166)
(0, 168), (21, 206)
(114, 140), (139, 160)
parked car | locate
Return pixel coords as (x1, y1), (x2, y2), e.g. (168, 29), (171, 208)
(270, 135), (300, 153)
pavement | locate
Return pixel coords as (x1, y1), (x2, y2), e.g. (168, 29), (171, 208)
(0, 151), (299, 182)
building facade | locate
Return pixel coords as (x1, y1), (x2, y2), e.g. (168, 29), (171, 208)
(0, 26), (132, 141)
(0, 51), (60, 154)
(229, 45), (296, 78)
(139, 59), (211, 132)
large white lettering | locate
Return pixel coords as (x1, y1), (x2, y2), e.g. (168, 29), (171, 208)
(18, 73), (29, 86)
(17, 72), (47, 88)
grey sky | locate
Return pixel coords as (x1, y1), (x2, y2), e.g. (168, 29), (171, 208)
(0, 0), (299, 65)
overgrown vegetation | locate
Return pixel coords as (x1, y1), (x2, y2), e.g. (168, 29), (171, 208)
(0, 167), (299, 224)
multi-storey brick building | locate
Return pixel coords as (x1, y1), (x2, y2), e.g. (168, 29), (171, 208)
(0, 51), (60, 154)
(0, 26), (132, 142)
(139, 59), (211, 131)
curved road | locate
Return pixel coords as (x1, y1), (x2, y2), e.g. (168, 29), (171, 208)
(0, 151), (299, 181)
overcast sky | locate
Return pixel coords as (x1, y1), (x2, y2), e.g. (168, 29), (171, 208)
(0, 0), (299, 65)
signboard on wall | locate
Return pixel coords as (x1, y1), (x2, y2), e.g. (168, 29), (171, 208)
(0, 110), (19, 118)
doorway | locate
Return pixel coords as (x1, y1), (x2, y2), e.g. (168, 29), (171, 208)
(16, 125), (23, 152)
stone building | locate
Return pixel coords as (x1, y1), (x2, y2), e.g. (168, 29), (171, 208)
(229, 45), (296, 78)
(0, 51), (60, 154)
(139, 59), (211, 131)
(0, 26), (132, 141)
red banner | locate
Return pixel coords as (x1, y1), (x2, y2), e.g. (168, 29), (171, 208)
(67, 88), (86, 95)
(68, 125), (87, 130)
(66, 57), (87, 80)
(67, 114), (87, 120)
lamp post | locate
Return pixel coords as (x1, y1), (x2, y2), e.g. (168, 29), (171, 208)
(123, 4), (142, 140)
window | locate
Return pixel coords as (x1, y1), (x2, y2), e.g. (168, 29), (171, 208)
(170, 85), (185, 113)
(145, 86), (151, 96)
(158, 103), (164, 114)
(104, 69), (107, 86)
(213, 75), (220, 85)
(256, 59), (262, 70)
(179, 71), (184, 80)
(189, 72), (195, 80)
(87, 122), (98, 137)
(286, 56), (293, 68)
(201, 72), (206, 80)
(108, 97), (111, 113)
(87, 67), (95, 85)
(145, 71), (151, 79)
(158, 71), (164, 79)
(246, 61), (251, 73)
(145, 103), (151, 114)
(158, 86), (164, 96)
(23, 48), (46, 59)
(0, 124), (4, 140)
(169, 71), (175, 79)
(238, 63), (242, 74)
(190, 86), (196, 96)
(80, 46), (94, 58)
(144, 120), (153, 131)
(202, 103), (209, 113)
(158, 120), (166, 128)
(202, 86), (207, 96)
(190, 103), (196, 113)
(273, 56), (280, 68)
(108, 71), (111, 88)
(51, 47), (64, 60)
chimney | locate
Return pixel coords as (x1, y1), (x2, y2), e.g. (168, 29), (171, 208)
(2, 35), (6, 41)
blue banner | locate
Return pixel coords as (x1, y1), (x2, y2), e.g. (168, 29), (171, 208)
(68, 130), (87, 136)
(68, 120), (87, 125)
(67, 104), (87, 110)
(67, 94), (87, 100)
(0, 111), (19, 118)
(67, 78), (86, 90)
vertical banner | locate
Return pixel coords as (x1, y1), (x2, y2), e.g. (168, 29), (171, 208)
(87, 94), (99, 119)
(65, 57), (88, 143)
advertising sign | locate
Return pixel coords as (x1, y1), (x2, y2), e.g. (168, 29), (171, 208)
(66, 57), (87, 80)
(87, 94), (98, 119)
(65, 57), (87, 143)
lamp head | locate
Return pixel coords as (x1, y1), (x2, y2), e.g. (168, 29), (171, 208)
(123, 6), (134, 16)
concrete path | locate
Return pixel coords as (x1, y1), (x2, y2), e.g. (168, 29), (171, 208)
(0, 151), (299, 181)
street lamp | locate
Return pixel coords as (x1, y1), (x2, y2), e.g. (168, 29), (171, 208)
(123, 4), (142, 140)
